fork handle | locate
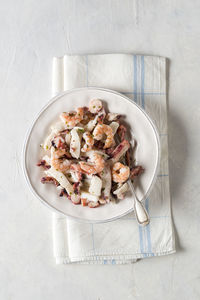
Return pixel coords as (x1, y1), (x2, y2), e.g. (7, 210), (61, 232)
(134, 197), (149, 226)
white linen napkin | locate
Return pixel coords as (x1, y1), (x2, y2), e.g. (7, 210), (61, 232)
(52, 54), (175, 264)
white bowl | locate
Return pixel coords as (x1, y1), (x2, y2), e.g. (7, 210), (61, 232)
(23, 87), (160, 223)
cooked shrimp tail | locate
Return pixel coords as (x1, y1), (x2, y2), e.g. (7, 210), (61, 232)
(112, 162), (130, 183)
(79, 152), (105, 174)
(81, 131), (94, 152)
(93, 124), (114, 149)
(51, 147), (71, 172)
(60, 107), (84, 128)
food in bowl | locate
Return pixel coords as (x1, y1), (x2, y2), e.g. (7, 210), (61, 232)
(37, 99), (144, 208)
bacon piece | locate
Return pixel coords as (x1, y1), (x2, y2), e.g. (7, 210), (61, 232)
(52, 147), (72, 159)
(59, 188), (68, 197)
(97, 107), (106, 124)
(98, 114), (104, 124)
(57, 138), (67, 149)
(130, 166), (144, 180)
(117, 125), (127, 141)
(105, 147), (115, 156)
(59, 189), (72, 200)
(80, 198), (88, 206)
(110, 140), (130, 163)
(125, 149), (131, 168)
(37, 160), (51, 169)
(73, 182), (81, 195)
(64, 151), (73, 159)
(41, 176), (59, 186)
(51, 136), (63, 147)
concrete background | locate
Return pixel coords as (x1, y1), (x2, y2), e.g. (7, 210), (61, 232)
(0, 0), (200, 299)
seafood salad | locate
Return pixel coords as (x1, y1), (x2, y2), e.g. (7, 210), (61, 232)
(37, 99), (144, 208)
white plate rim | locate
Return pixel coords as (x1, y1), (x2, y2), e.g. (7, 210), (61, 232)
(22, 87), (160, 223)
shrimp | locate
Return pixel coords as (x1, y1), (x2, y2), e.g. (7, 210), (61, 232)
(60, 107), (84, 128)
(93, 124), (114, 149)
(89, 99), (102, 114)
(51, 147), (71, 172)
(70, 163), (83, 181)
(79, 153), (105, 175)
(81, 131), (94, 152)
(112, 162), (130, 183)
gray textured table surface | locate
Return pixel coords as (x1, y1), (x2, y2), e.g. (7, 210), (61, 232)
(1, 1), (200, 299)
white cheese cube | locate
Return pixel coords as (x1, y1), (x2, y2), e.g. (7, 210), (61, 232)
(89, 175), (102, 196)
(81, 192), (99, 203)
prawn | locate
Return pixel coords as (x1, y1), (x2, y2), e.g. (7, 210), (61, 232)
(70, 163), (83, 181)
(89, 99), (102, 114)
(93, 124), (114, 149)
(79, 153), (105, 175)
(112, 162), (130, 183)
(51, 147), (71, 172)
(60, 107), (84, 128)
(81, 131), (94, 152)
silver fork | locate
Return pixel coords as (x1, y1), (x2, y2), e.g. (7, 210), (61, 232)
(114, 135), (150, 226)
(127, 180), (150, 226)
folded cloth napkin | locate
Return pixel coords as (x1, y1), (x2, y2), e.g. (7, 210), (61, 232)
(52, 54), (175, 264)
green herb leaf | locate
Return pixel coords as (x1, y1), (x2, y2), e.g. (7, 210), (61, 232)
(78, 128), (84, 133)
